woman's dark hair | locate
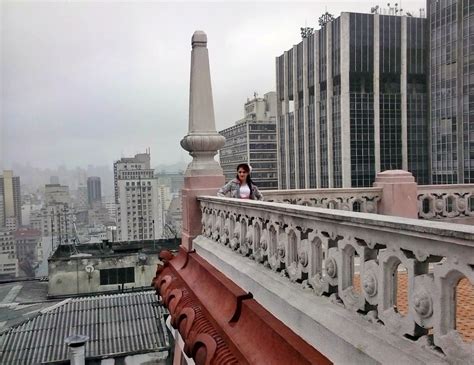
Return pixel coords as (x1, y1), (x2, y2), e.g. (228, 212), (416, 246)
(236, 163), (254, 194)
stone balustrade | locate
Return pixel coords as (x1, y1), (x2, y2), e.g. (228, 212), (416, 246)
(263, 187), (382, 213)
(417, 184), (474, 220)
(197, 196), (474, 363)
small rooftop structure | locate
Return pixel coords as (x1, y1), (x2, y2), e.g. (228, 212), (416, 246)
(48, 239), (179, 298)
(49, 238), (178, 260)
(0, 291), (171, 364)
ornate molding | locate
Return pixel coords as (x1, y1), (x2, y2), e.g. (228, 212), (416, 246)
(154, 248), (330, 365)
(197, 196), (474, 363)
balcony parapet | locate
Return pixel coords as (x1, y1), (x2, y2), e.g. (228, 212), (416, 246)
(264, 187), (382, 213)
(418, 184), (474, 220)
(197, 196), (474, 363)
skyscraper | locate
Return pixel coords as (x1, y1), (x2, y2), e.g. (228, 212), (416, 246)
(219, 92), (278, 190)
(276, 12), (430, 188)
(87, 176), (102, 207)
(113, 150), (152, 204)
(0, 171), (22, 229)
(428, 0), (474, 183)
(114, 152), (163, 241)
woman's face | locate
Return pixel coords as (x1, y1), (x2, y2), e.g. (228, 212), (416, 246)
(237, 168), (248, 183)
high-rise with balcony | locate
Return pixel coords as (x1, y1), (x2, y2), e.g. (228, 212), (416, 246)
(0, 171), (22, 230)
(428, 0), (474, 184)
(219, 92), (278, 190)
(277, 12), (430, 188)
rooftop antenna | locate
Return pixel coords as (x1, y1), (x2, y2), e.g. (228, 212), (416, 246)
(64, 206), (69, 243)
(57, 208), (62, 247)
(50, 210), (54, 251)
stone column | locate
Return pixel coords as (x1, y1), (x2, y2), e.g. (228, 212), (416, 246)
(373, 170), (418, 219)
(314, 31), (321, 188)
(373, 14), (381, 174)
(276, 56), (283, 189)
(401, 16), (408, 170)
(283, 51), (290, 188)
(292, 45), (299, 188)
(340, 13), (351, 188)
(326, 25), (334, 188)
(303, 38), (309, 189)
(180, 31), (225, 251)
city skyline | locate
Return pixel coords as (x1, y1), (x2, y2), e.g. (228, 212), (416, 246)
(2, 1), (427, 170)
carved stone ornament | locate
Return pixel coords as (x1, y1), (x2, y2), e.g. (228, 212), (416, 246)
(298, 250), (308, 267)
(366, 202), (375, 213)
(277, 243), (286, 259)
(412, 289), (433, 319)
(362, 271), (377, 297)
(325, 257), (337, 278)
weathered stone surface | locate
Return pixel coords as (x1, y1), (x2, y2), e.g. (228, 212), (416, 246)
(373, 170), (418, 218)
(197, 195), (474, 363)
(180, 31), (226, 250)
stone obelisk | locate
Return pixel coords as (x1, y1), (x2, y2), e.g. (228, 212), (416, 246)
(180, 31), (225, 250)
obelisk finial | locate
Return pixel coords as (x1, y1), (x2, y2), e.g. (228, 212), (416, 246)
(180, 31), (225, 176)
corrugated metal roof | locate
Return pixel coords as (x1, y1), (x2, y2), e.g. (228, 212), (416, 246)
(0, 291), (170, 364)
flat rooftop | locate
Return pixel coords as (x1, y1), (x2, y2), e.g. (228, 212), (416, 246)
(50, 238), (179, 260)
(0, 280), (61, 332)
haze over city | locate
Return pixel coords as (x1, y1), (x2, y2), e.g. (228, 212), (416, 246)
(2, 0), (425, 171)
(0, 1), (473, 364)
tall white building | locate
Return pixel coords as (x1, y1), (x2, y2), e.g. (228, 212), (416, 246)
(113, 150), (152, 204)
(44, 184), (70, 205)
(30, 204), (75, 243)
(0, 230), (18, 277)
(103, 196), (117, 223)
(0, 170), (22, 229)
(115, 152), (163, 241)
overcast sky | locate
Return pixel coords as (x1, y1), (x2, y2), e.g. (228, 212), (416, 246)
(1, 0), (426, 170)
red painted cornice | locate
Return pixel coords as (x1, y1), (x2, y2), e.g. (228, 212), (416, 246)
(153, 246), (331, 365)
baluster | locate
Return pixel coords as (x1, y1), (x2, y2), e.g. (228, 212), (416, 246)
(337, 238), (377, 313)
(378, 247), (428, 337)
(267, 222), (283, 271)
(432, 257), (474, 362)
(286, 226), (301, 282)
(240, 217), (251, 257)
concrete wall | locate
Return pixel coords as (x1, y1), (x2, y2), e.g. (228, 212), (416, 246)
(99, 350), (169, 365)
(48, 253), (161, 297)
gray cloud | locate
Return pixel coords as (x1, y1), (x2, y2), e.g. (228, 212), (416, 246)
(1, 1), (426, 169)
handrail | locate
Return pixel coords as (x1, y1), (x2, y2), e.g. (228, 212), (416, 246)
(197, 196), (474, 363)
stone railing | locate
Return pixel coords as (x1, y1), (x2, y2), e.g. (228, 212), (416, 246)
(263, 187), (382, 214)
(197, 196), (474, 363)
(417, 184), (474, 220)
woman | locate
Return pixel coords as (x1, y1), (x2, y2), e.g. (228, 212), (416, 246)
(217, 163), (263, 200)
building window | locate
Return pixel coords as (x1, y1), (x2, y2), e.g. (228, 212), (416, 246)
(100, 267), (135, 285)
